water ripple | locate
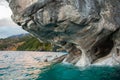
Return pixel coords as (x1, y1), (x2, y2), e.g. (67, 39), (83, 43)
(0, 51), (63, 80)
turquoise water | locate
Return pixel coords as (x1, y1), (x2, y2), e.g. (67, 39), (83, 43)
(0, 51), (120, 80)
(37, 63), (120, 80)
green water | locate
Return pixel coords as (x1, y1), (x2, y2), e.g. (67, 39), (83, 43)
(0, 52), (120, 80)
(37, 63), (120, 80)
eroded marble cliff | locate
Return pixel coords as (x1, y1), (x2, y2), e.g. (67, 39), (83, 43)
(7, 0), (120, 66)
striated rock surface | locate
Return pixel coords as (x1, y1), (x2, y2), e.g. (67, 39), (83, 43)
(7, 0), (120, 67)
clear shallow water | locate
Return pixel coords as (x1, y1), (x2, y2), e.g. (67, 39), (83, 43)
(0, 51), (120, 80)
(37, 64), (120, 80)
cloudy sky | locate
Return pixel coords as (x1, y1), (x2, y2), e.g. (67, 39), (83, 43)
(0, 0), (28, 38)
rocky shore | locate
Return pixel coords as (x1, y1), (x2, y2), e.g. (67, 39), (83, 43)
(6, 0), (120, 67)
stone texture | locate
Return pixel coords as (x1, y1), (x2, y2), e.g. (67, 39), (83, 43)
(7, 0), (120, 67)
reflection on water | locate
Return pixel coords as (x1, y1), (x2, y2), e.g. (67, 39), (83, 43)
(0, 51), (63, 80)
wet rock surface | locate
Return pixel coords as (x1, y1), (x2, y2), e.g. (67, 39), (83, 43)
(7, 0), (120, 66)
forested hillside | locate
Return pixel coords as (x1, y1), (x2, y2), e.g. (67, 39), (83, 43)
(0, 34), (53, 51)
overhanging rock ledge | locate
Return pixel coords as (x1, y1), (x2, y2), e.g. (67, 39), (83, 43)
(7, 0), (120, 67)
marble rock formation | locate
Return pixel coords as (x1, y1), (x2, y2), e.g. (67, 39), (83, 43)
(7, 0), (120, 66)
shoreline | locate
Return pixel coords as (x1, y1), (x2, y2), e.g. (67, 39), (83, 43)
(0, 51), (120, 67)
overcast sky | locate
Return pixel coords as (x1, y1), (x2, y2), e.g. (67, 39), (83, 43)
(0, 0), (28, 38)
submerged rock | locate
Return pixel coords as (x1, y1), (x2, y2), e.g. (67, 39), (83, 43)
(7, 0), (120, 67)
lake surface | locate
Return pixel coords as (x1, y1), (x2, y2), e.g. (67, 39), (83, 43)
(37, 63), (120, 80)
(0, 51), (63, 80)
(0, 51), (120, 80)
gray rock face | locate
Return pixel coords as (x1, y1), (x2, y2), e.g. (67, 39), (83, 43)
(7, 0), (120, 66)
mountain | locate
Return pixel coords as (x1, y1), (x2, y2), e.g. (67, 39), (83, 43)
(0, 34), (53, 51)
(7, 33), (28, 39)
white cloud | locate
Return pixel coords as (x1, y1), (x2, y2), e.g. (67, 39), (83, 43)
(0, 0), (15, 25)
(0, 0), (28, 38)
(0, 26), (28, 38)
(0, 0), (8, 5)
(0, 6), (12, 19)
(0, 18), (18, 27)
(0, 0), (16, 27)
(0, 0), (12, 20)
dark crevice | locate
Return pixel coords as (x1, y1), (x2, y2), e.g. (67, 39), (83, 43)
(92, 37), (114, 62)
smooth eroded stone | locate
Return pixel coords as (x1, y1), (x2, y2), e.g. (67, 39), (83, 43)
(7, 0), (120, 67)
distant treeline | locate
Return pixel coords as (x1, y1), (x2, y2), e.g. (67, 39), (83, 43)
(0, 34), (53, 51)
